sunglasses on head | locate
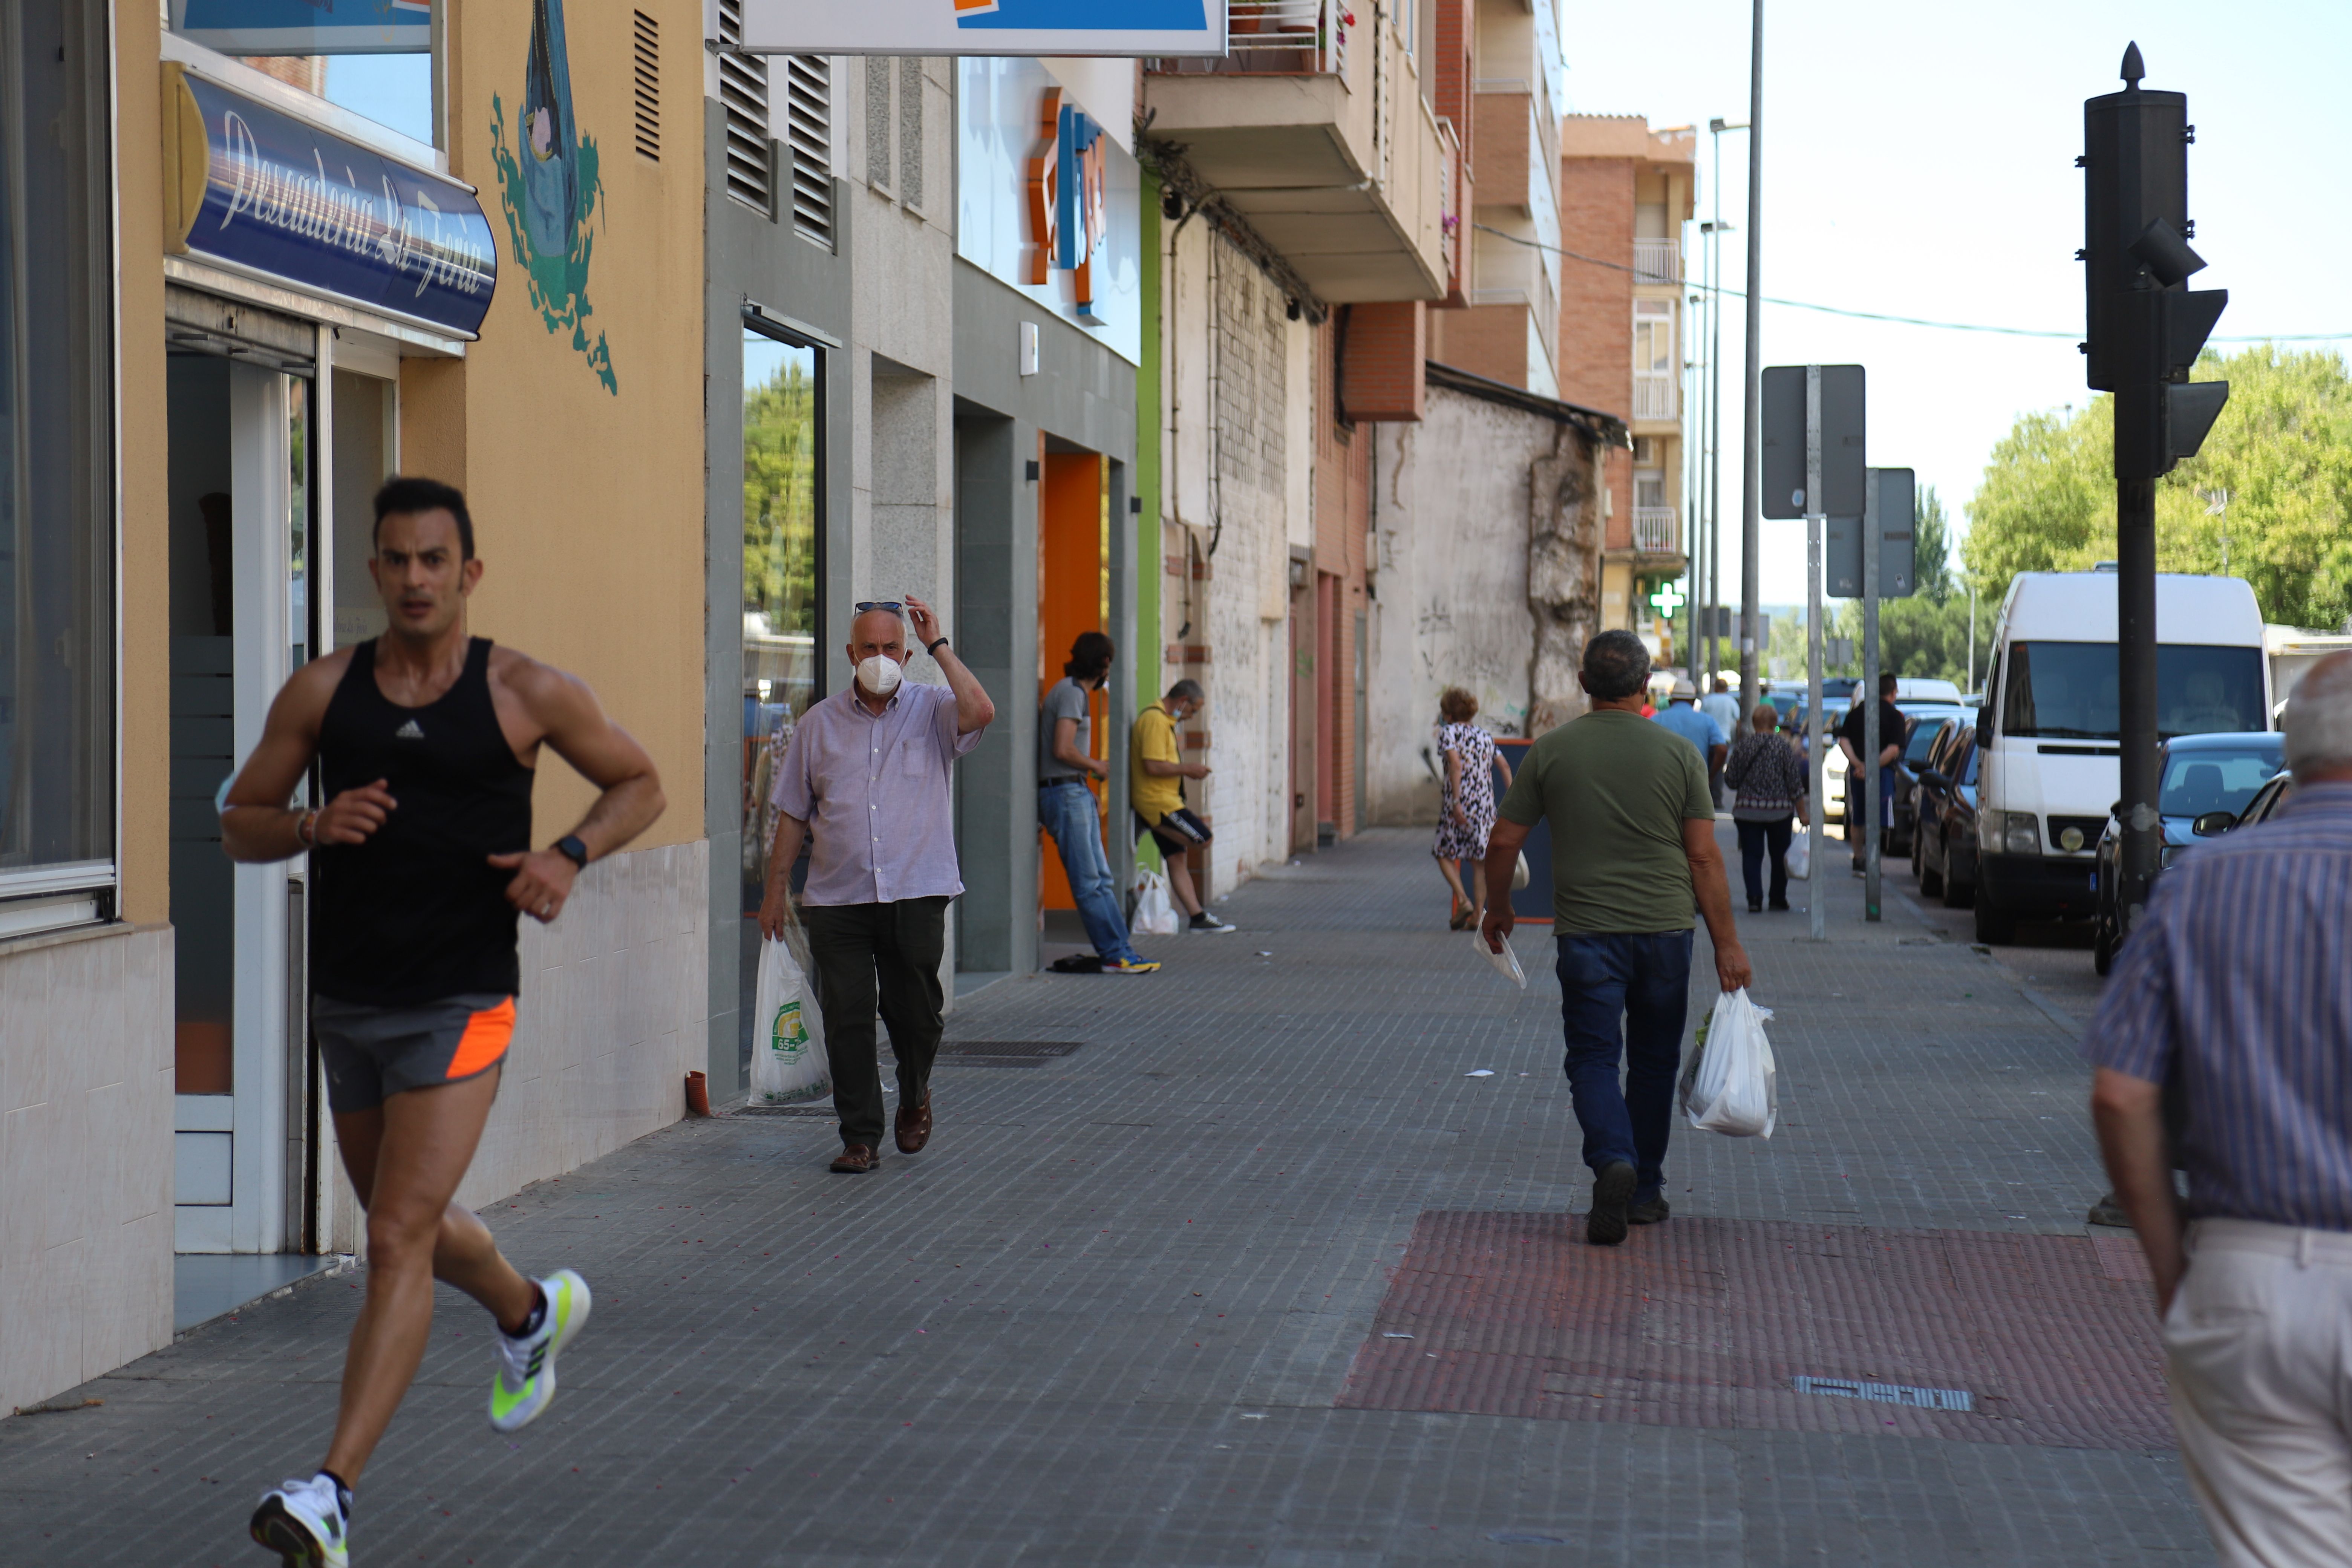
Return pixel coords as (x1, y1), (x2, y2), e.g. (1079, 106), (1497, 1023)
(853, 601), (903, 614)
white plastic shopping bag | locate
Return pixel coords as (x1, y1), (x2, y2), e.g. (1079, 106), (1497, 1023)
(1784, 831), (1810, 882)
(1132, 866), (1180, 937)
(1679, 987), (1777, 1138)
(1475, 929), (1527, 989)
(750, 927), (831, 1105)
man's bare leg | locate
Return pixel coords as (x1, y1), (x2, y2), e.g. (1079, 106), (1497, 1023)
(1163, 854), (1205, 919)
(323, 1069), (525, 1484)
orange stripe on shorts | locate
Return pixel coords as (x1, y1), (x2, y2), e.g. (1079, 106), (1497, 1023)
(448, 996), (516, 1078)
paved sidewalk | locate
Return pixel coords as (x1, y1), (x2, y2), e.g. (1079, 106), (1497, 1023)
(0, 827), (2208, 1566)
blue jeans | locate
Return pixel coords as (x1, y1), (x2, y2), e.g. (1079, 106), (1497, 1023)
(1555, 931), (1695, 1201)
(1039, 781), (1141, 964)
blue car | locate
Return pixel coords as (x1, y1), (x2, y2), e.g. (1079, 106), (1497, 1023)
(2092, 730), (2287, 973)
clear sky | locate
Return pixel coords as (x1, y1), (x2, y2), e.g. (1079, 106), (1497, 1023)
(1556, 0), (2352, 608)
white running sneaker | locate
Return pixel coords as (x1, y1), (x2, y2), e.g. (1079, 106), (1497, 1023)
(488, 1269), (591, 1433)
(249, 1473), (350, 1567)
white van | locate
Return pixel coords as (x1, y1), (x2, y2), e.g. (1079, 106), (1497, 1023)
(1972, 569), (2271, 943)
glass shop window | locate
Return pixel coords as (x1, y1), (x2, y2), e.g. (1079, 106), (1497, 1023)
(167, 0), (438, 148)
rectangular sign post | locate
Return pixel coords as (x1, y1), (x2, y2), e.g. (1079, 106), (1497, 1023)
(1765, 362), (1864, 941)
(728, 0), (1227, 56)
(1862, 471), (1883, 924)
(1804, 367), (1827, 942)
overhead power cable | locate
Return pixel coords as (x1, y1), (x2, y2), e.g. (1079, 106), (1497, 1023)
(1471, 223), (2352, 343)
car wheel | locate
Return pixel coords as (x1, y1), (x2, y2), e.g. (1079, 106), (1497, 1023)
(1943, 872), (1974, 910)
(1919, 838), (1944, 899)
(2093, 925), (2115, 977)
(1974, 896), (2016, 945)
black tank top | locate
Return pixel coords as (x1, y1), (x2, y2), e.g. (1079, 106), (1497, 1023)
(312, 637), (534, 1005)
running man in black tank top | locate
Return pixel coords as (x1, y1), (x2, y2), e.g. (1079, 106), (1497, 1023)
(219, 478), (665, 1568)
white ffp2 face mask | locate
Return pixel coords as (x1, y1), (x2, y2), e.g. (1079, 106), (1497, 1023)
(857, 654), (904, 696)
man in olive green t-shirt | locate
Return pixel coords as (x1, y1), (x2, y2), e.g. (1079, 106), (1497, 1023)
(1482, 630), (1750, 1246)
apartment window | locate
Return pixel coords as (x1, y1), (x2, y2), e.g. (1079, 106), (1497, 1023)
(784, 56), (835, 246)
(166, 0), (438, 147)
(715, 0), (773, 214)
(1632, 299), (1677, 421)
(1, 0), (114, 924)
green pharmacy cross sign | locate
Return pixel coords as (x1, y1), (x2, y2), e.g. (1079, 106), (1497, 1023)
(1647, 581), (1687, 618)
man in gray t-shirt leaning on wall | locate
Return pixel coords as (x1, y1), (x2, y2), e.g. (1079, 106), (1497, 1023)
(1038, 632), (1155, 974)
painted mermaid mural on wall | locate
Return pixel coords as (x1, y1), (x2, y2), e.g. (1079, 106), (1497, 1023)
(489, 0), (616, 392)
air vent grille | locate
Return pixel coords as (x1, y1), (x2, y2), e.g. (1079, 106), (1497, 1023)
(714, 0), (771, 213)
(784, 55), (833, 247)
(631, 10), (659, 161)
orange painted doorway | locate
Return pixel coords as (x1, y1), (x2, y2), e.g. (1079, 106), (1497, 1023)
(1038, 449), (1108, 911)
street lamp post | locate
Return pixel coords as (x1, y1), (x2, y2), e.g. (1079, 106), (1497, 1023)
(1732, 0), (1764, 714)
(1704, 116), (1748, 711)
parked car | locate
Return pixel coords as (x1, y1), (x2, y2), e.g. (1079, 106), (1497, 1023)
(1890, 710), (1969, 856)
(1912, 723), (1981, 907)
(1972, 568), (2271, 945)
(2090, 731), (2288, 973)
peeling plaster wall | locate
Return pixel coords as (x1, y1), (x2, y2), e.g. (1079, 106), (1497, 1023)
(1164, 224), (1306, 889)
(1367, 384), (1600, 826)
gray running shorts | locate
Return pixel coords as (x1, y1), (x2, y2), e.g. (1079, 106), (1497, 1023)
(314, 992), (516, 1114)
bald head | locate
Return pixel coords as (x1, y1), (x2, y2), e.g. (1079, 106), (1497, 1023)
(2285, 650), (2352, 784)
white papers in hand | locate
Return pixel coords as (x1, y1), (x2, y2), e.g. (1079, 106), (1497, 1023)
(1476, 930), (1527, 989)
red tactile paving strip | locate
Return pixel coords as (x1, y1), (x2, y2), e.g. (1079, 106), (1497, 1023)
(1337, 1212), (2174, 1451)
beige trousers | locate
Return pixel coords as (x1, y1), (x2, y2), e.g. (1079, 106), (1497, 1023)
(2167, 1218), (2352, 1567)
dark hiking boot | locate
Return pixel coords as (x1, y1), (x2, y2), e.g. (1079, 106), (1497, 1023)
(1586, 1162), (1637, 1246)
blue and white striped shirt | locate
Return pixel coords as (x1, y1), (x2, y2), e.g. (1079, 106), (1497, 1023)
(2084, 782), (2352, 1231)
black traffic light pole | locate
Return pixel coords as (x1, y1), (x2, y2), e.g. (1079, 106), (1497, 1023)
(2082, 43), (2230, 935)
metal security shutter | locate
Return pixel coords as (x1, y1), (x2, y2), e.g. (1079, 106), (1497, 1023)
(785, 55), (833, 248)
(715, 0), (772, 214)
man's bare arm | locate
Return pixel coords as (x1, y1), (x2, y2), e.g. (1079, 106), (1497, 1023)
(486, 658), (665, 923)
(2092, 1066), (2187, 1314)
(1681, 816), (1751, 992)
(1478, 818), (1533, 953)
(1052, 715), (1105, 778)
(221, 655), (390, 862)
(758, 811), (810, 940)
(905, 594), (995, 735)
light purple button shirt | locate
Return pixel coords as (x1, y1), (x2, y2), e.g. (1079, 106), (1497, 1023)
(769, 680), (986, 906)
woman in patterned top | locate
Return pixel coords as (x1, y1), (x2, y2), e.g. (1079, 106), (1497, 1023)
(1723, 701), (1810, 913)
(1433, 687), (1510, 929)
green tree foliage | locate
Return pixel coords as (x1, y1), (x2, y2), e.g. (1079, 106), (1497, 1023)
(1961, 346), (2352, 630)
(1912, 484), (1956, 603)
(744, 356), (818, 637)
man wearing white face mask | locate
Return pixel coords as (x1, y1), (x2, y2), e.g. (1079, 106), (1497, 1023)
(759, 597), (995, 1173)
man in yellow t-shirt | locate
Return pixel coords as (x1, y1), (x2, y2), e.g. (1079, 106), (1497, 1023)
(1130, 678), (1234, 933)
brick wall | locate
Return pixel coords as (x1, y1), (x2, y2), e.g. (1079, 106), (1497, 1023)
(1427, 303), (1527, 389)
(1555, 155), (1634, 416)
(1339, 302), (1425, 424)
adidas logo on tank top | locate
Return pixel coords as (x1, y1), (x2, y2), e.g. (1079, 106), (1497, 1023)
(394, 719), (425, 740)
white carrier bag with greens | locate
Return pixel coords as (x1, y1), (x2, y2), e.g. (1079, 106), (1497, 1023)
(1679, 987), (1777, 1138)
(751, 926), (831, 1104)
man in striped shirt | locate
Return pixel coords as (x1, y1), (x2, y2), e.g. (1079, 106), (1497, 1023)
(2087, 650), (2352, 1567)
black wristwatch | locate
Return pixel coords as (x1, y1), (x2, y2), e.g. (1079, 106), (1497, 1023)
(926, 636), (950, 657)
(555, 834), (590, 870)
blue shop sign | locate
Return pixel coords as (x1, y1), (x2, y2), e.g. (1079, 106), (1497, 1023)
(163, 64), (497, 339)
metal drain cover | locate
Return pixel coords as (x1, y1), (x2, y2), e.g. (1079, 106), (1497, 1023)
(936, 1040), (1084, 1067)
(1792, 1375), (1974, 1412)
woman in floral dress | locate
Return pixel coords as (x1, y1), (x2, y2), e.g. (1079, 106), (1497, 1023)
(1433, 687), (1508, 929)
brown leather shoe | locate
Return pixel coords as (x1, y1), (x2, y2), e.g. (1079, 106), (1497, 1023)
(894, 1092), (933, 1155)
(829, 1144), (879, 1173)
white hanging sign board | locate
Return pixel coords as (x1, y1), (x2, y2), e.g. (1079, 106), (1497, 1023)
(725, 0), (1227, 57)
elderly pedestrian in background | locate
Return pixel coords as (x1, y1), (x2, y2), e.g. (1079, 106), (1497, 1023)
(760, 597), (995, 1174)
(1131, 677), (1234, 934)
(1701, 677), (1744, 805)
(1723, 702), (1808, 913)
(1482, 632), (1751, 1245)
(1433, 688), (1507, 931)
(1651, 678), (1729, 783)
(2087, 649), (2352, 1567)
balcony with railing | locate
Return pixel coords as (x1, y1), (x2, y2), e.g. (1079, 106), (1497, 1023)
(1632, 507), (1681, 556)
(1149, 0), (1346, 77)
(1632, 237), (1680, 283)
(1144, 0), (1444, 302)
(1631, 369), (1678, 422)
